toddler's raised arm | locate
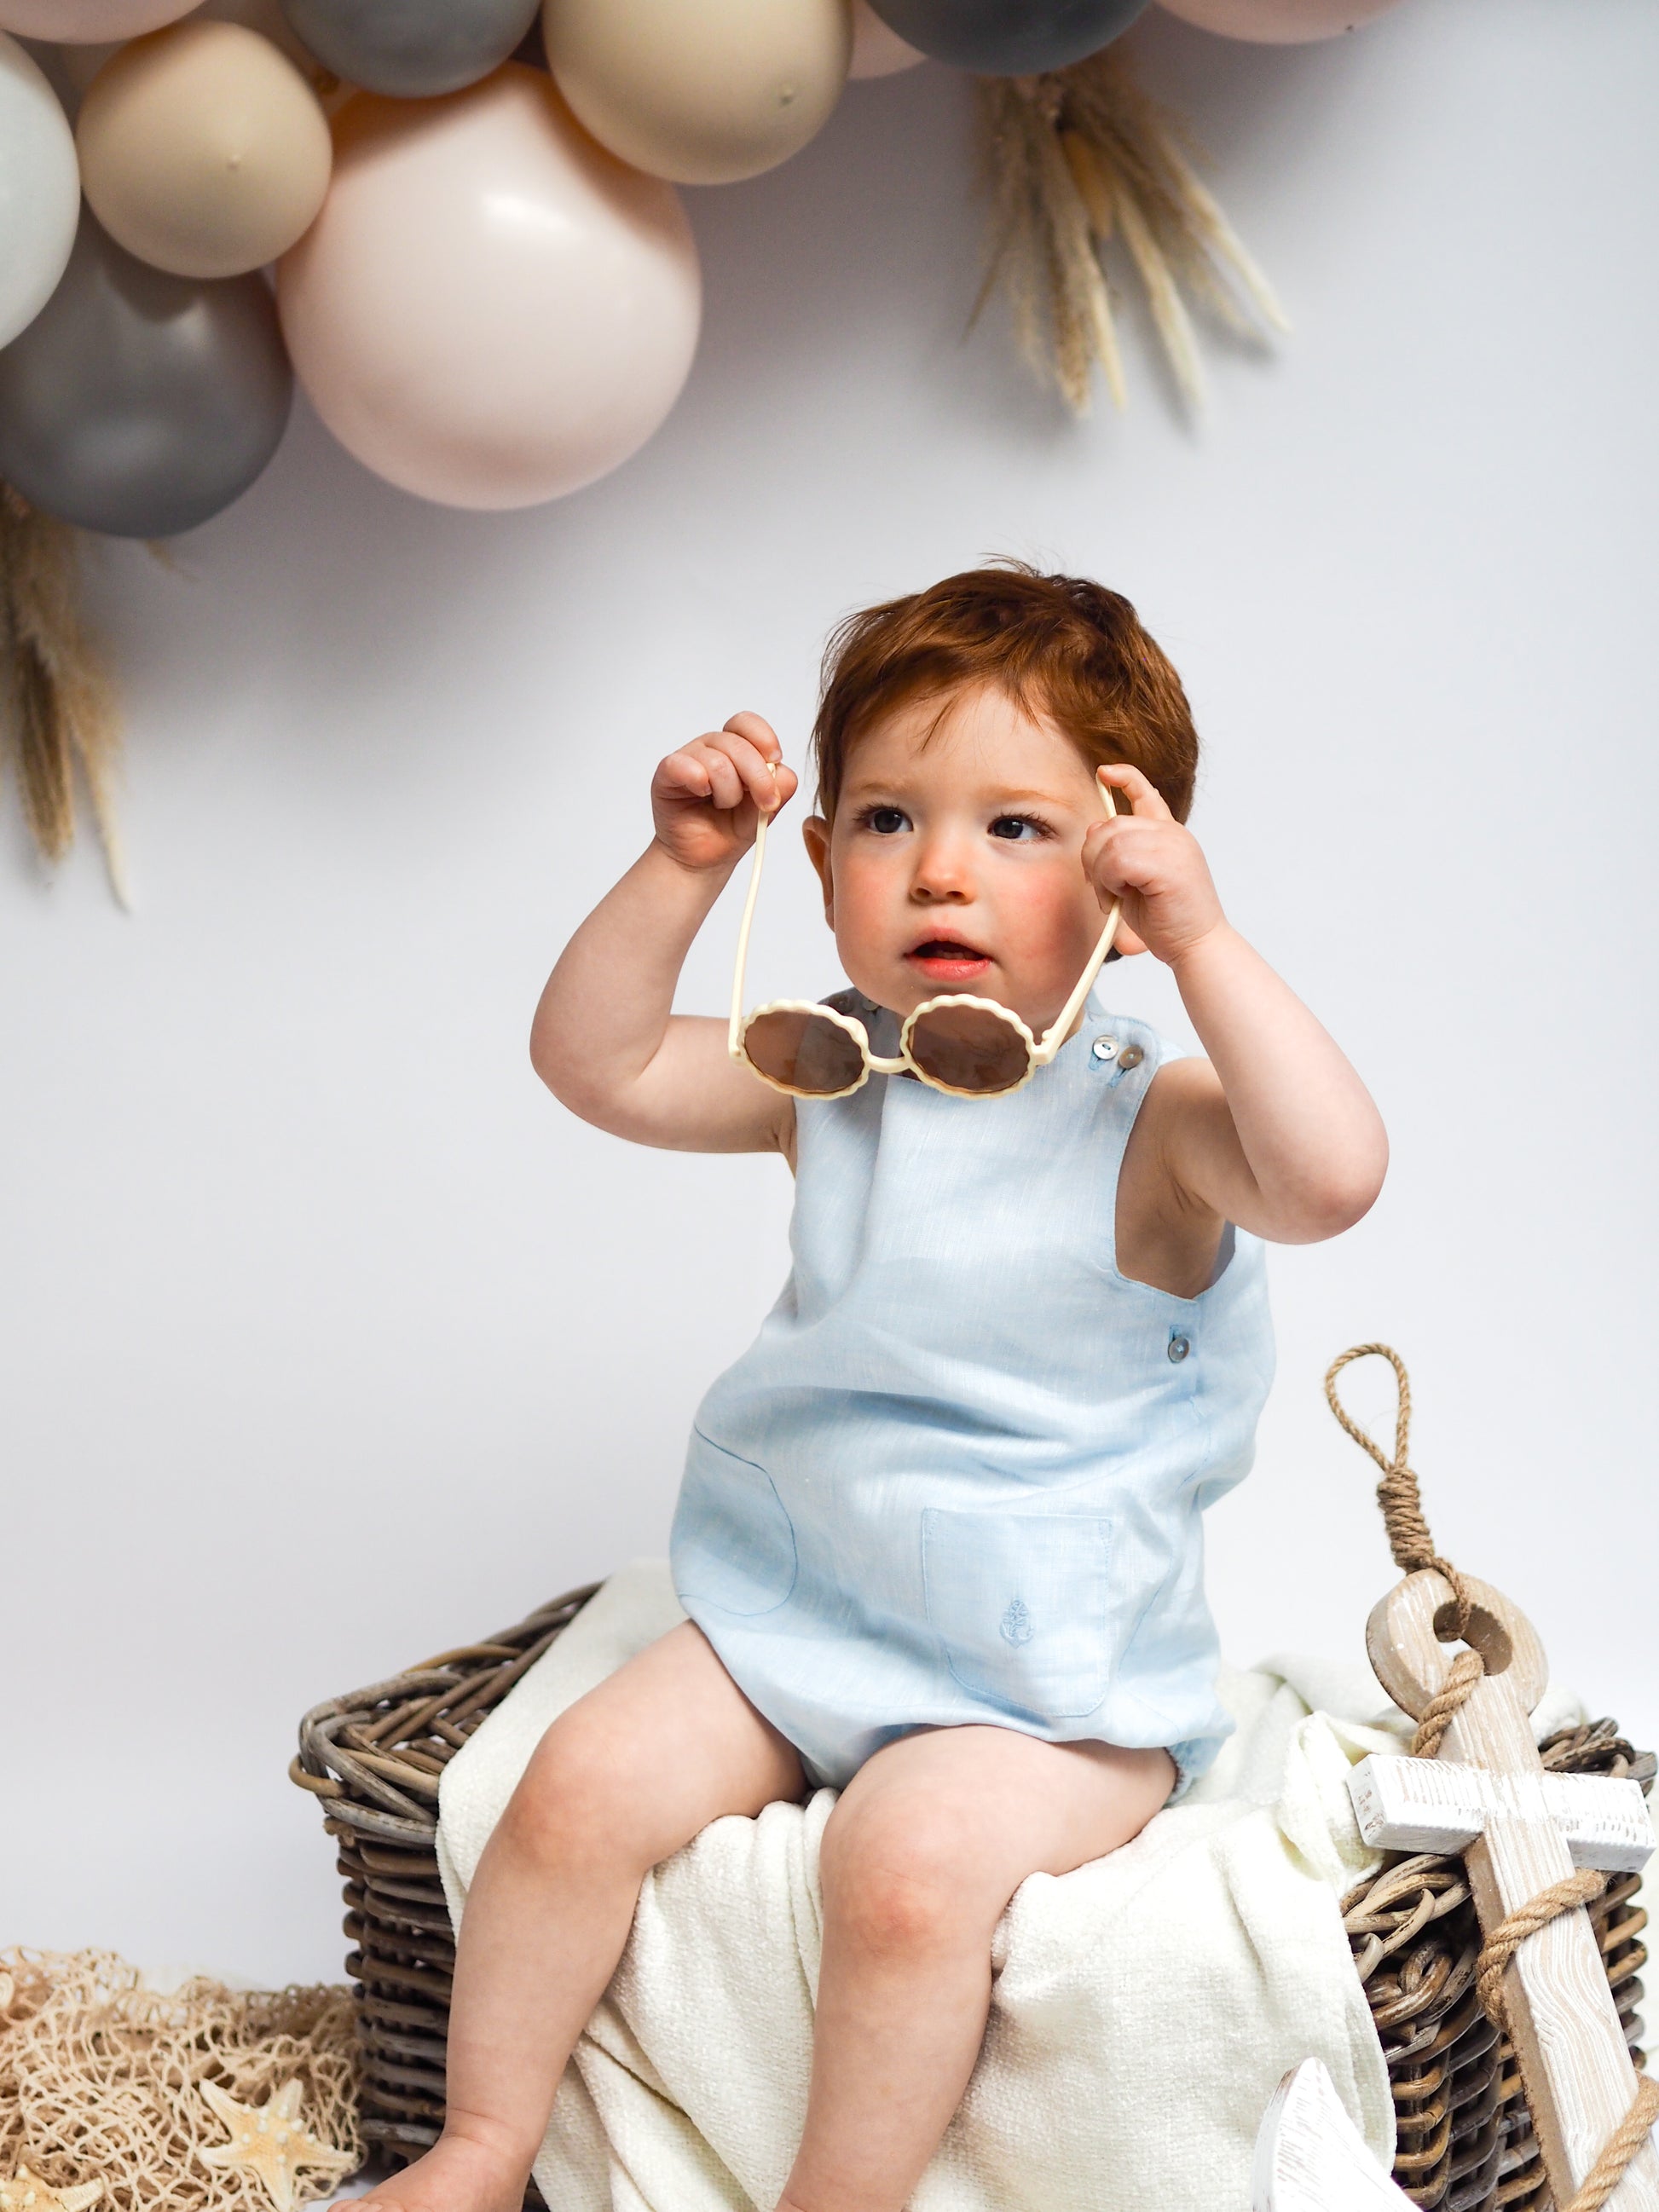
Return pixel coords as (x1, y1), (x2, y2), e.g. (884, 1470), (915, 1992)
(530, 713), (799, 1156)
(1084, 763), (1388, 1246)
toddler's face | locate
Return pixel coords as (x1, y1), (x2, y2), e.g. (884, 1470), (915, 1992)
(801, 684), (1123, 1035)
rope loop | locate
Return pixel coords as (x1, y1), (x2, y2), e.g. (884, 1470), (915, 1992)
(1324, 1343), (1476, 1640)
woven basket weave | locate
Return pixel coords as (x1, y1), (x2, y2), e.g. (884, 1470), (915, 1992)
(292, 1587), (1650, 2205)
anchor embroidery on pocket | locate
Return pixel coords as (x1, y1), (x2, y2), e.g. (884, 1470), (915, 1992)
(999, 1597), (1033, 1646)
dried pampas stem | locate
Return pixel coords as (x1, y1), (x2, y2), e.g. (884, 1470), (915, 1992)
(977, 47), (1289, 414)
(0, 483), (129, 905)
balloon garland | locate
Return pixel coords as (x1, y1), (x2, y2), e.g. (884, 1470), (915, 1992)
(0, 0), (1413, 891)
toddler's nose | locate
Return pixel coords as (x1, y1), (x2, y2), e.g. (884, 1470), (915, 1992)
(910, 836), (974, 903)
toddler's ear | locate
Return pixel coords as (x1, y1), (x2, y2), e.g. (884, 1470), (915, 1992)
(802, 817), (835, 924)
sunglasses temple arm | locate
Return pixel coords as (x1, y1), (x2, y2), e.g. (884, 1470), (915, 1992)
(1033, 771), (1123, 1066)
(1033, 898), (1122, 1064)
(727, 807), (770, 1060)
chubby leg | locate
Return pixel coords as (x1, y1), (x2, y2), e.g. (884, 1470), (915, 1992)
(361, 1620), (803, 2212)
(778, 1727), (1176, 2212)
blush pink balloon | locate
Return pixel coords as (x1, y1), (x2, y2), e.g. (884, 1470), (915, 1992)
(849, 0), (923, 78)
(1157, 0), (1405, 40)
(0, 0), (194, 38)
(277, 66), (702, 511)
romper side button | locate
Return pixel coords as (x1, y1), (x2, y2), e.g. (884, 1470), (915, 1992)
(1092, 1036), (1118, 1062)
(1118, 1044), (1145, 1071)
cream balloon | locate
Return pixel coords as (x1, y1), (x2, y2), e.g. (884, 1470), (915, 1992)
(849, 0), (922, 78)
(276, 67), (702, 511)
(0, 33), (80, 346)
(1157, 0), (1404, 40)
(542, 0), (850, 188)
(0, 0), (194, 38)
(78, 21), (331, 279)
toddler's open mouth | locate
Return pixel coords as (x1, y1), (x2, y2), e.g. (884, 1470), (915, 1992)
(907, 937), (993, 985)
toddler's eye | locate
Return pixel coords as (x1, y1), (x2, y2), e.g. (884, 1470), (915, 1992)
(989, 815), (1044, 841)
(865, 806), (910, 835)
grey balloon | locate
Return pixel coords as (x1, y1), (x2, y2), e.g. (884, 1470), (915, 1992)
(0, 212), (292, 540)
(280, 0), (542, 97)
(865, 0), (1148, 72)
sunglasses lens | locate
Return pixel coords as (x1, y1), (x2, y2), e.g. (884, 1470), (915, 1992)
(743, 1009), (867, 1097)
(906, 1004), (1032, 1095)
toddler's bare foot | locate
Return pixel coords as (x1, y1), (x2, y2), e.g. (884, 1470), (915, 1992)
(356, 2128), (530, 2212)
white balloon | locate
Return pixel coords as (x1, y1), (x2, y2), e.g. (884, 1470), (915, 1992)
(0, 32), (80, 349)
(849, 0), (922, 77)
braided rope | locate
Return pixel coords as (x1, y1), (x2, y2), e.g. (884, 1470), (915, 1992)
(1411, 1649), (1486, 1759)
(1476, 1868), (1609, 2033)
(1564, 2075), (1659, 2212)
(1326, 1343), (1659, 2212)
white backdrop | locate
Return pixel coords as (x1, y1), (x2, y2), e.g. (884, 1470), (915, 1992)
(3, 0), (1656, 1988)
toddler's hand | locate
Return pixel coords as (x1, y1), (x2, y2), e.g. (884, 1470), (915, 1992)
(1083, 764), (1226, 967)
(650, 712), (800, 874)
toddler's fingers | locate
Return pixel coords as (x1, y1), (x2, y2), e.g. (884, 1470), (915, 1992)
(1082, 815), (1156, 895)
(1097, 763), (1172, 821)
(723, 710), (783, 765)
(708, 725), (795, 815)
(1082, 817), (1122, 887)
(655, 746), (716, 802)
(696, 740), (749, 814)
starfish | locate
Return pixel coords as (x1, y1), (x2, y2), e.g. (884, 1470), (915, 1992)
(198, 2078), (353, 2212)
(0, 2171), (104, 2212)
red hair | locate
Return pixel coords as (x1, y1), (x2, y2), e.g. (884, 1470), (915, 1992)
(811, 563), (1198, 821)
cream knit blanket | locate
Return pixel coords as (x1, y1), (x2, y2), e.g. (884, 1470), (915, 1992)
(436, 1560), (1585, 2212)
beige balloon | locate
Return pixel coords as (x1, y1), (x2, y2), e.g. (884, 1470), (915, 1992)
(77, 19), (332, 280)
(1157, 0), (1403, 37)
(543, 0), (850, 188)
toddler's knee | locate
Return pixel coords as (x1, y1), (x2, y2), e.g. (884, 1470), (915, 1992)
(498, 1707), (650, 1878)
(822, 1805), (993, 1959)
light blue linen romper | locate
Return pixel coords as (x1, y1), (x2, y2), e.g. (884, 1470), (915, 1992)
(669, 990), (1275, 1796)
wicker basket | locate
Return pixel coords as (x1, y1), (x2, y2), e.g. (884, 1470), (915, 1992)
(292, 1587), (1650, 2206)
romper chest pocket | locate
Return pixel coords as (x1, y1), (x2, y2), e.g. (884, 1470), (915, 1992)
(921, 1507), (1114, 1720)
(671, 1429), (799, 1619)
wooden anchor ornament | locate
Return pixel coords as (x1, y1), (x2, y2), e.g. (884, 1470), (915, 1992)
(1256, 1344), (1658, 2212)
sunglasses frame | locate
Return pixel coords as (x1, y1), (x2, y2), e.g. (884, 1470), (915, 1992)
(728, 771), (1124, 1103)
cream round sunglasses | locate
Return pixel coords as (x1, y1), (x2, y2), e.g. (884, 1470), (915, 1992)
(728, 770), (1124, 1101)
